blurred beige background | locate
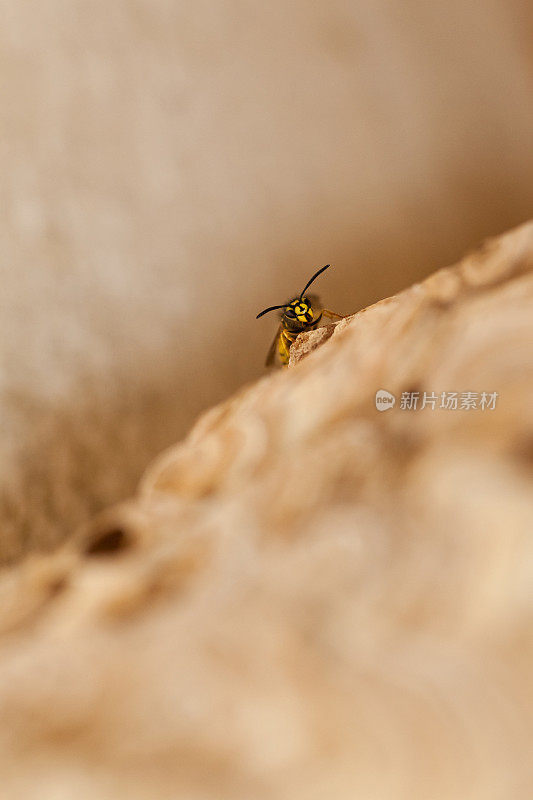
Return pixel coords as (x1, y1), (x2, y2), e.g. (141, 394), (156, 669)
(1, 0), (533, 559)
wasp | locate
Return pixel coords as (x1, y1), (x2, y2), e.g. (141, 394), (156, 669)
(256, 264), (343, 366)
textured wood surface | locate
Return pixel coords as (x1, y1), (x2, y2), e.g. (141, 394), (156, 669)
(0, 222), (532, 799)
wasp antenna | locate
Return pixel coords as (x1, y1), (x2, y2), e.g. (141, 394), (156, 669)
(256, 303), (286, 319)
(299, 264), (331, 299)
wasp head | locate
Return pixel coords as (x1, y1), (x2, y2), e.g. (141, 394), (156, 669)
(255, 264), (331, 325)
(283, 297), (315, 328)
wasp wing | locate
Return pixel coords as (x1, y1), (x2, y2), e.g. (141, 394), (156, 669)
(265, 325), (282, 367)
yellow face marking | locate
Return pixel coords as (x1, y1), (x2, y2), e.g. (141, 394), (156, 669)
(287, 298), (313, 325)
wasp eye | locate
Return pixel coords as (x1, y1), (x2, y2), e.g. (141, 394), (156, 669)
(285, 308), (296, 318)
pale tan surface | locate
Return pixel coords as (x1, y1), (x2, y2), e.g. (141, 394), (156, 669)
(0, 223), (531, 799)
(1, 1), (533, 560)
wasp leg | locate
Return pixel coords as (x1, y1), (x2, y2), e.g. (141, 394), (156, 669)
(279, 330), (295, 366)
(322, 308), (344, 320)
